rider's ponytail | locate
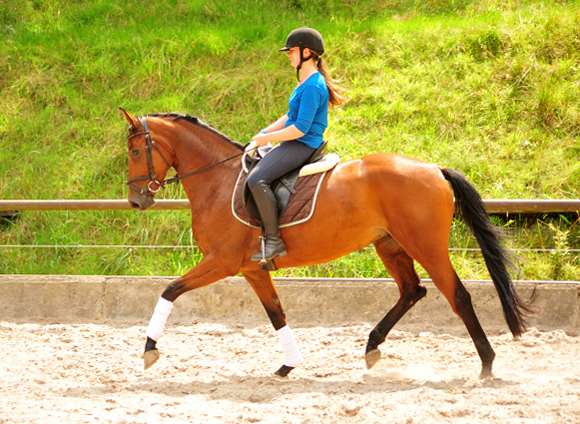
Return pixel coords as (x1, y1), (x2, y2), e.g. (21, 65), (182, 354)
(312, 53), (346, 107)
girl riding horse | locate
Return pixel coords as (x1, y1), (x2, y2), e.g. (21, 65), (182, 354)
(246, 27), (345, 262)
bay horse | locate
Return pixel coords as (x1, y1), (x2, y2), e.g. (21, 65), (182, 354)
(120, 108), (533, 379)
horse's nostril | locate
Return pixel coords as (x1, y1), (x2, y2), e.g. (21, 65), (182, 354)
(130, 201), (140, 209)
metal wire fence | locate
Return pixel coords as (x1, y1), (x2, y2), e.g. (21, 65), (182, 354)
(1, 199), (578, 258)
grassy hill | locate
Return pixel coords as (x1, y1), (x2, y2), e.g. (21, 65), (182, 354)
(0, 0), (579, 279)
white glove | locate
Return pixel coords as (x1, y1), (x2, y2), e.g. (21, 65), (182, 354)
(245, 140), (258, 159)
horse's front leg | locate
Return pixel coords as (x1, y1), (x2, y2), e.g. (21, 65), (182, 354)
(144, 256), (234, 370)
(242, 270), (302, 377)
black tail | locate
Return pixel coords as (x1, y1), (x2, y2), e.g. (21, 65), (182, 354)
(441, 168), (535, 337)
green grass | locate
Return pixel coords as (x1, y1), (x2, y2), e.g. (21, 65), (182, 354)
(1, 0), (579, 279)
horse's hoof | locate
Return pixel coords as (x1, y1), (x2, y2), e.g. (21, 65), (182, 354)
(274, 365), (294, 377)
(144, 349), (160, 370)
(479, 368), (494, 380)
(365, 349), (381, 370)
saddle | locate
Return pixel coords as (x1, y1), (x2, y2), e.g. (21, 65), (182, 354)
(237, 141), (339, 226)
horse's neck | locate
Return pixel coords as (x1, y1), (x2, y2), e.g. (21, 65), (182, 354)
(172, 123), (240, 174)
(168, 121), (242, 201)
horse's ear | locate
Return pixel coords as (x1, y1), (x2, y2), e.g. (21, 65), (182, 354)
(119, 107), (139, 128)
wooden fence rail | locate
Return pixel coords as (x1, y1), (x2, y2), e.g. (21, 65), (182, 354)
(1, 199), (579, 213)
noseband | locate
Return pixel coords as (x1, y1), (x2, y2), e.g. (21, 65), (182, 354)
(126, 116), (250, 196)
(126, 117), (172, 196)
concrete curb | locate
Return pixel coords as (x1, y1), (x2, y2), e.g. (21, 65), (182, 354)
(0, 275), (578, 334)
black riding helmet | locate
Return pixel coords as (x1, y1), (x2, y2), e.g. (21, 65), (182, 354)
(279, 27), (325, 81)
(279, 26), (325, 54)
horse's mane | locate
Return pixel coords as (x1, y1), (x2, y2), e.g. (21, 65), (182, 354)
(148, 112), (245, 151)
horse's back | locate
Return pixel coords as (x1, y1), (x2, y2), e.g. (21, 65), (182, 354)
(319, 152), (455, 238)
(325, 153), (452, 206)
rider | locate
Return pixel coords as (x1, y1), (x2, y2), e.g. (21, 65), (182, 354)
(246, 26), (345, 262)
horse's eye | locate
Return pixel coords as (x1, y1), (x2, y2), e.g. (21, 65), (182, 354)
(132, 149), (140, 157)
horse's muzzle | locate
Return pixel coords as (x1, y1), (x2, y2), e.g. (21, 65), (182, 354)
(129, 191), (156, 211)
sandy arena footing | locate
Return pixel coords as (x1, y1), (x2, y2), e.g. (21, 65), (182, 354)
(1, 275), (579, 423)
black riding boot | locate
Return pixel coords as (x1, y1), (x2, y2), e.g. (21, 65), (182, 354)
(250, 180), (287, 261)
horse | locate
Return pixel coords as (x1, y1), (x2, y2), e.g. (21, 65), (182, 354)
(120, 108), (534, 379)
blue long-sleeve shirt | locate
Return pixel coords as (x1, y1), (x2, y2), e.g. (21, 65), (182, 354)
(285, 72), (328, 149)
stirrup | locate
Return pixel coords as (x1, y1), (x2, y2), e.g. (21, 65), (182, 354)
(251, 235), (287, 262)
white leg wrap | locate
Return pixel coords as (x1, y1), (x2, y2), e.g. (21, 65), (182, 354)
(146, 297), (174, 341)
(277, 325), (302, 368)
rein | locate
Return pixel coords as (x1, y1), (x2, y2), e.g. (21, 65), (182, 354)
(163, 150), (245, 186)
(126, 116), (247, 195)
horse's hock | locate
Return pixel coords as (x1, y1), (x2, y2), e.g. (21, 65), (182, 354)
(1, 275), (578, 333)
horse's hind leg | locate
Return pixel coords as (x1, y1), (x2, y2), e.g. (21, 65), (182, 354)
(426, 265), (496, 378)
(365, 235), (427, 369)
(386, 210), (496, 377)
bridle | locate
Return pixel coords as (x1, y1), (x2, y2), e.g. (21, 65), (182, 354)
(126, 116), (249, 196)
(126, 117), (173, 196)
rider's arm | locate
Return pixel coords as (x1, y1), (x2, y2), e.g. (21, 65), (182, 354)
(250, 114), (305, 147)
(251, 125), (304, 147)
(263, 115), (289, 133)
(252, 84), (321, 147)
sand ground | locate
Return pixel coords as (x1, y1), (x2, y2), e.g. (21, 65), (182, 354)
(1, 321), (579, 423)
